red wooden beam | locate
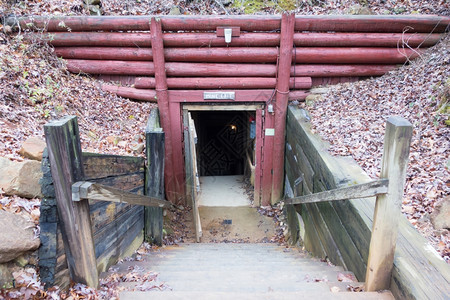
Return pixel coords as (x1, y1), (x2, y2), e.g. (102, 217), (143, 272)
(56, 46), (422, 64)
(66, 60), (397, 77)
(271, 13), (295, 204)
(43, 32), (442, 48)
(150, 17), (185, 204)
(134, 77), (312, 90)
(100, 85), (308, 102)
(294, 15), (450, 33)
(254, 108), (263, 206)
(13, 15), (449, 33)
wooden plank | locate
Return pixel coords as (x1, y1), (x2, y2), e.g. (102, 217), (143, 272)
(134, 77), (312, 90)
(42, 32), (442, 48)
(182, 104), (264, 111)
(11, 15), (449, 33)
(145, 108), (165, 245)
(272, 13), (295, 203)
(82, 152), (144, 180)
(90, 172), (145, 193)
(188, 112), (202, 242)
(73, 181), (172, 208)
(365, 117), (413, 291)
(296, 204), (327, 258)
(261, 106), (274, 206)
(285, 179), (388, 205)
(67, 60), (397, 77)
(56, 46), (421, 64)
(44, 116), (98, 288)
(254, 108), (263, 206)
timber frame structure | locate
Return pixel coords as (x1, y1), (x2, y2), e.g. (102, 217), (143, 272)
(9, 13), (450, 206)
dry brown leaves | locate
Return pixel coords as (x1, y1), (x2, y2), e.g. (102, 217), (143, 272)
(1, 0), (449, 17)
(306, 34), (450, 262)
(257, 202), (287, 245)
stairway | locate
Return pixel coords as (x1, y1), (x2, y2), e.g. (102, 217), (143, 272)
(108, 243), (394, 299)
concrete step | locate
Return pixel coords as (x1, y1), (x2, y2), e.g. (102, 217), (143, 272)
(120, 291), (394, 300)
(104, 243), (393, 299)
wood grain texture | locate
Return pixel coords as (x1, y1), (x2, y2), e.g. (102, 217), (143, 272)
(285, 179), (388, 205)
(145, 108), (165, 245)
(43, 32), (442, 48)
(82, 152), (144, 180)
(365, 117), (413, 291)
(44, 116), (98, 288)
(73, 181), (172, 208)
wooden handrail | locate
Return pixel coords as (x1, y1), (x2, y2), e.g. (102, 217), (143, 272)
(286, 116), (412, 292)
(72, 181), (172, 208)
(285, 179), (389, 205)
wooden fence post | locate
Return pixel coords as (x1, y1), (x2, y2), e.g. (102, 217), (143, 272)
(365, 116), (412, 291)
(145, 109), (165, 245)
(44, 116), (98, 288)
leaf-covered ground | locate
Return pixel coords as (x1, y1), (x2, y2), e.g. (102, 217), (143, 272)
(0, 0), (449, 298)
(306, 34), (450, 262)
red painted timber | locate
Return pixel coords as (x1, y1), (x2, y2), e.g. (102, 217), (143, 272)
(56, 47), (153, 61)
(101, 84), (156, 101)
(57, 46), (421, 64)
(67, 59), (397, 77)
(13, 15), (449, 33)
(100, 85), (308, 102)
(272, 13), (295, 204)
(44, 32), (442, 48)
(14, 15), (281, 32)
(66, 60), (155, 75)
(293, 32), (442, 48)
(294, 15), (450, 33)
(150, 17), (184, 204)
(134, 77), (312, 90)
(254, 108), (263, 206)
(291, 64), (398, 77)
(261, 107), (275, 207)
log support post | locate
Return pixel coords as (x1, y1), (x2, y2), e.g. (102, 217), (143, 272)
(365, 117), (412, 291)
(271, 13), (295, 204)
(44, 116), (98, 288)
(145, 109), (165, 245)
(151, 17), (185, 204)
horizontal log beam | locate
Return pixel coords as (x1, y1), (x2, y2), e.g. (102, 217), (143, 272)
(67, 60), (398, 77)
(56, 47), (422, 64)
(9, 15), (449, 33)
(42, 32), (442, 48)
(72, 181), (172, 208)
(285, 179), (389, 205)
(134, 77), (312, 89)
(101, 85), (309, 102)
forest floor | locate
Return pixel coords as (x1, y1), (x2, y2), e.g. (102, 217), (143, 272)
(0, 0), (449, 298)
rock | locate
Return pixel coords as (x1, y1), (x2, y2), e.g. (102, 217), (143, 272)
(0, 211), (40, 263)
(0, 264), (13, 289)
(305, 94), (323, 106)
(346, 4), (374, 15)
(169, 6), (182, 15)
(0, 157), (43, 198)
(130, 143), (145, 153)
(431, 197), (450, 230)
(19, 136), (46, 161)
(309, 87), (330, 94)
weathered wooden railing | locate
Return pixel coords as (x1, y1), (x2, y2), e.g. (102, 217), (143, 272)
(285, 116), (412, 291)
(44, 114), (170, 288)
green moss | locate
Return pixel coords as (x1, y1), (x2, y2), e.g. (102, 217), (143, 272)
(233, 0), (275, 14)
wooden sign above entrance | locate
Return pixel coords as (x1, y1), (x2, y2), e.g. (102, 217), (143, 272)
(203, 91), (235, 100)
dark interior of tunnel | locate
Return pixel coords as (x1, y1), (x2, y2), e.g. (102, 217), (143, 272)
(190, 111), (255, 177)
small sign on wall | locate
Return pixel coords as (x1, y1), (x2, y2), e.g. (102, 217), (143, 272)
(204, 92), (235, 100)
(265, 128), (275, 136)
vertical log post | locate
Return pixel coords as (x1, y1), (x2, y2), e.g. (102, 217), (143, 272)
(151, 17), (179, 203)
(271, 13), (296, 204)
(144, 109), (165, 245)
(365, 116), (413, 291)
(44, 116), (98, 288)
